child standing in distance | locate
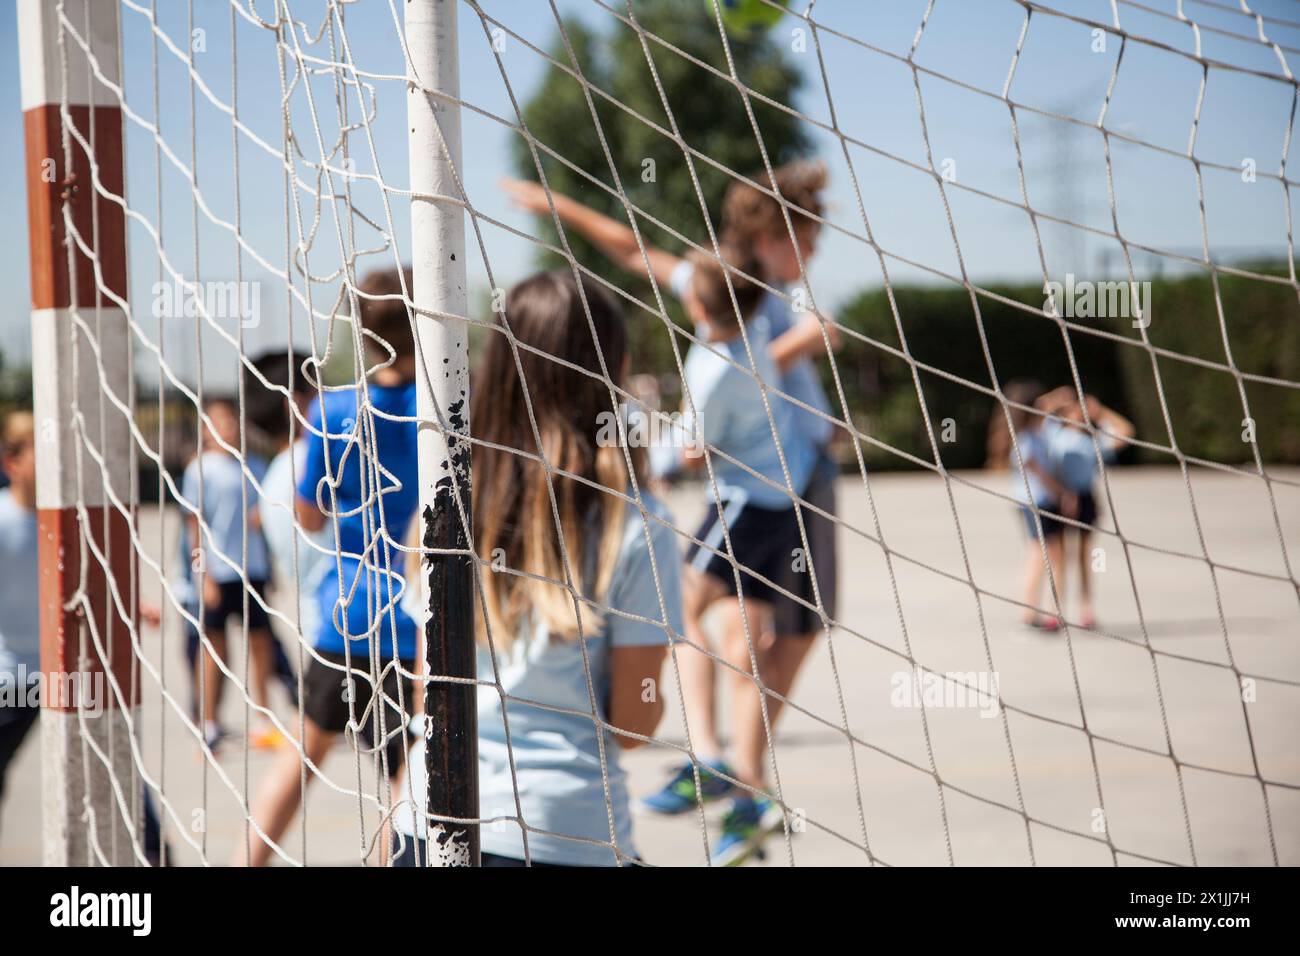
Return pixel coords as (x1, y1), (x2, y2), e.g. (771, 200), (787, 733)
(144, 480), (296, 719)
(241, 268), (420, 867)
(1038, 388), (1134, 629)
(501, 160), (841, 839)
(986, 380), (1073, 631)
(144, 355), (304, 720)
(142, 455), (206, 719)
(391, 270), (681, 867)
(181, 398), (279, 751)
(0, 412), (40, 826)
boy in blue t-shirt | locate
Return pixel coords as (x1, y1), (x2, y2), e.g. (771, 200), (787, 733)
(243, 267), (420, 867)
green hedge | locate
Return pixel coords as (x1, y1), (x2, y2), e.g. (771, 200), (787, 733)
(831, 266), (1300, 470)
(1113, 267), (1300, 465)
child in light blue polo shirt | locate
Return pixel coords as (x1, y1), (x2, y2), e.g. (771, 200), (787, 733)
(0, 412), (40, 821)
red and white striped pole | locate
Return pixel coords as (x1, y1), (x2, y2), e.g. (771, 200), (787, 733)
(18, 0), (139, 865)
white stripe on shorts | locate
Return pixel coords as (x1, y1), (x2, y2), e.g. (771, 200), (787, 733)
(692, 491), (749, 574)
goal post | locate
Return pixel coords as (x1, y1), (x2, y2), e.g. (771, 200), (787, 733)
(18, 0), (140, 866)
(406, 0), (479, 867)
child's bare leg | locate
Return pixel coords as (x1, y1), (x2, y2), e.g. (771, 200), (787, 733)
(1076, 530), (1095, 624)
(199, 629), (226, 729)
(246, 628), (275, 713)
(378, 763), (413, 868)
(718, 595), (774, 791)
(1044, 534), (1066, 621)
(754, 632), (818, 730)
(679, 567), (727, 762)
(239, 718), (335, 866)
(1020, 541), (1046, 624)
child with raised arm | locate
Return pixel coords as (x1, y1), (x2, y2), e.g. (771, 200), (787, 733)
(670, 250), (828, 862)
(392, 270), (681, 866)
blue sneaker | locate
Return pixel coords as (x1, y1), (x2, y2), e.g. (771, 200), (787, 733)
(713, 795), (786, 867)
(640, 759), (737, 815)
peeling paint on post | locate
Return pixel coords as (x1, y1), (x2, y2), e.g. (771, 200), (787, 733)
(406, 0), (478, 866)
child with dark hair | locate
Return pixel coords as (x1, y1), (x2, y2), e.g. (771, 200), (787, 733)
(665, 247), (826, 862)
(1038, 387), (1134, 628)
(988, 380), (1072, 630)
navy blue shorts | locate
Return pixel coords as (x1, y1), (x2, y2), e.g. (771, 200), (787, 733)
(1021, 491), (1097, 539)
(302, 651), (413, 774)
(686, 496), (818, 636)
(200, 579), (272, 632)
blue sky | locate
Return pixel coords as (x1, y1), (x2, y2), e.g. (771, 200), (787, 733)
(2, 0), (1297, 383)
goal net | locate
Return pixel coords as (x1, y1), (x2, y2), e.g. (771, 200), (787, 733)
(10, 0), (1298, 867)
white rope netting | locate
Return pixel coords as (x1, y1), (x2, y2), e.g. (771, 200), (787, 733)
(38, 0), (1299, 867)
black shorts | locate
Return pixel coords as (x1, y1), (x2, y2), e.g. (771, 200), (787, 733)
(201, 579), (271, 633)
(686, 496), (818, 637)
(302, 651), (414, 775)
(1021, 505), (1063, 539)
(1022, 492), (1098, 539)
(1074, 490), (1099, 527)
(774, 457), (836, 634)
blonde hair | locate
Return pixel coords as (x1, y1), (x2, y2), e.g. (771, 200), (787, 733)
(471, 271), (644, 651)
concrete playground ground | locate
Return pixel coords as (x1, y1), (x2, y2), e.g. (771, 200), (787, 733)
(2, 465), (1298, 866)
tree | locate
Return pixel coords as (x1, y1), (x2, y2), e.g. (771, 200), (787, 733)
(0, 350), (33, 414)
(511, 1), (810, 378)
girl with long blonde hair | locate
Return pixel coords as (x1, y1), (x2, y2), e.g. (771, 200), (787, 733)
(393, 269), (683, 866)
